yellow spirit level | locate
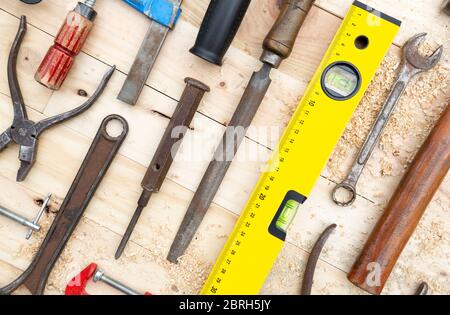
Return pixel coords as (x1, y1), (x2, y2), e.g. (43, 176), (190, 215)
(201, 1), (401, 295)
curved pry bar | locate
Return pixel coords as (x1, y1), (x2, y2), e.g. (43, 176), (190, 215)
(301, 224), (337, 295)
(9, 16), (28, 124)
(34, 66), (116, 136)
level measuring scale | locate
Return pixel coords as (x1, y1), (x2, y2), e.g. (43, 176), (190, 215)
(201, 1), (401, 295)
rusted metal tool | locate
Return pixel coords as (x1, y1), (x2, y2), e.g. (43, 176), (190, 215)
(415, 282), (429, 295)
(0, 115), (128, 295)
(168, 0), (314, 264)
(332, 33), (443, 207)
(301, 224), (336, 295)
(348, 103), (450, 295)
(443, 0), (450, 15)
(35, 0), (97, 90)
(299, 224), (429, 295)
(118, 0), (182, 105)
(66, 263), (152, 295)
(0, 16), (115, 182)
(115, 78), (210, 259)
(0, 193), (52, 239)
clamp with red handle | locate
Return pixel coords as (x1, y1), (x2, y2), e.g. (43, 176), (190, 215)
(66, 263), (152, 295)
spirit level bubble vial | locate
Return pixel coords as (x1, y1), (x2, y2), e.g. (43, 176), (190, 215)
(201, 1), (401, 295)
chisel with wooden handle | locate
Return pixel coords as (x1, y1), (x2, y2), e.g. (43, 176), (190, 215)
(348, 103), (450, 295)
(168, 0), (315, 263)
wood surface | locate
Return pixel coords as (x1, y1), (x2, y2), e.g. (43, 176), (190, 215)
(0, 0), (448, 295)
(348, 104), (450, 295)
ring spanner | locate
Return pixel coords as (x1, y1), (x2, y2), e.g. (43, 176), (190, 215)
(332, 33), (443, 207)
(0, 16), (115, 182)
(0, 115), (128, 295)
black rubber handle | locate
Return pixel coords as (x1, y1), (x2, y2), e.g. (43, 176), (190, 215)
(190, 0), (251, 65)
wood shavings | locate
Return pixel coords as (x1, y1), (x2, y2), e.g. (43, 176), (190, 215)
(15, 207), (57, 261)
(35, 216), (215, 295)
(327, 50), (450, 181)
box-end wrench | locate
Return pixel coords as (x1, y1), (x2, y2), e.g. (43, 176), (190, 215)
(332, 33), (443, 207)
(0, 115), (128, 295)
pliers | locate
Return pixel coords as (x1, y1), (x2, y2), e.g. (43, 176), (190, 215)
(0, 16), (115, 182)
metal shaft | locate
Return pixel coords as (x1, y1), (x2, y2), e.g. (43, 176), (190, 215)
(0, 205), (40, 231)
(26, 193), (52, 240)
(93, 270), (140, 296)
(167, 64), (272, 263)
(84, 0), (96, 7)
(115, 78), (210, 259)
(167, 0), (314, 263)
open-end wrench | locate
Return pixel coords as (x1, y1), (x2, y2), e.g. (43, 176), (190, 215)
(332, 33), (443, 207)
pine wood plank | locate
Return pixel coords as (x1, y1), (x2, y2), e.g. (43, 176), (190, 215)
(0, 11), (53, 112)
(316, 0), (450, 58)
(0, 0), (448, 295)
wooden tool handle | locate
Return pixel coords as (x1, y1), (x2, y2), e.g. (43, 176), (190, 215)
(35, 3), (96, 90)
(262, 0), (313, 63)
(348, 104), (450, 295)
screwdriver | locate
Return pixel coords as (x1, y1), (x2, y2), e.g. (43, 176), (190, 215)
(35, 0), (97, 90)
(115, 78), (210, 259)
(168, 0), (315, 263)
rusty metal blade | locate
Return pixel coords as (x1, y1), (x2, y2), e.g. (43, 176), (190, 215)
(167, 64), (272, 263)
(118, 21), (169, 105)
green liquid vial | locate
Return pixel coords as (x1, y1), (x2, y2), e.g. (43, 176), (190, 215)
(276, 199), (300, 232)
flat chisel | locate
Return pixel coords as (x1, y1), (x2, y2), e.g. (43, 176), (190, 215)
(118, 0), (182, 105)
(168, 0), (315, 263)
(115, 78), (210, 259)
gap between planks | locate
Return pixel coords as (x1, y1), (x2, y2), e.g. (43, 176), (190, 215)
(0, 170), (350, 288)
(0, 97), (351, 277)
(0, 2), (385, 285)
(1, 8), (281, 155)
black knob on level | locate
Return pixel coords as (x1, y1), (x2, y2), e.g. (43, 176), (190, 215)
(190, 0), (251, 66)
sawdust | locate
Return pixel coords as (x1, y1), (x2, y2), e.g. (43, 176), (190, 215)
(14, 197), (59, 261)
(40, 216), (213, 295)
(327, 49), (450, 181)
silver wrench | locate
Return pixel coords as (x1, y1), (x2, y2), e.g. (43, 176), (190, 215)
(332, 33), (443, 207)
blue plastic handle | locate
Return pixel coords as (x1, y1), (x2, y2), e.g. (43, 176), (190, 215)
(122, 0), (182, 28)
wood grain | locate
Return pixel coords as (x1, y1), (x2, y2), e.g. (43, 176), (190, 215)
(348, 105), (450, 295)
(0, 0), (448, 295)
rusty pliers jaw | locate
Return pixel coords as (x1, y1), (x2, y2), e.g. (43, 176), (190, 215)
(1, 15), (116, 182)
